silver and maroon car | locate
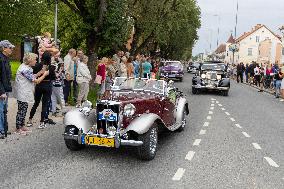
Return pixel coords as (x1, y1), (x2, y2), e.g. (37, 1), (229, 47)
(63, 77), (189, 160)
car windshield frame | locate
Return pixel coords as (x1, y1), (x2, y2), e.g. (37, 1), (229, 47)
(111, 77), (166, 95)
(201, 64), (226, 71)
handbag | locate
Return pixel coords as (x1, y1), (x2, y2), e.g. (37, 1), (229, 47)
(94, 74), (102, 84)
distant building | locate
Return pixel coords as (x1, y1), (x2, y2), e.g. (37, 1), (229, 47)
(235, 24), (282, 65)
(215, 44), (226, 61)
(224, 34), (236, 64)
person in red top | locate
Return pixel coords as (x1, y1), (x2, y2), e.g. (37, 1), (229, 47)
(95, 57), (107, 99)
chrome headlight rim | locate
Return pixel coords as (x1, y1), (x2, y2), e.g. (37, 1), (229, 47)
(123, 103), (136, 117)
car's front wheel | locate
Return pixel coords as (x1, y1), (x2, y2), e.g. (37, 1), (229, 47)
(65, 139), (85, 151)
(222, 90), (229, 96)
(64, 126), (85, 151)
(137, 124), (158, 160)
(192, 87), (198, 94)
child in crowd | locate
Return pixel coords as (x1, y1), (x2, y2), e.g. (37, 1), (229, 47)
(51, 62), (65, 116)
(38, 32), (60, 60)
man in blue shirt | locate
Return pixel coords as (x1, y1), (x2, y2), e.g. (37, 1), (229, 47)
(142, 57), (152, 79)
(0, 40), (14, 139)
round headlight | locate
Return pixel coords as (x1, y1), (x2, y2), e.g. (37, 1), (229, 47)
(201, 74), (206, 79)
(217, 75), (222, 80)
(123, 103), (136, 117)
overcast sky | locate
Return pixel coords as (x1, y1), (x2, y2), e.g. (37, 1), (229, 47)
(193, 0), (284, 55)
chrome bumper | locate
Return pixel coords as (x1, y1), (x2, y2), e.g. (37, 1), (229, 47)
(193, 84), (229, 90)
(63, 133), (143, 147)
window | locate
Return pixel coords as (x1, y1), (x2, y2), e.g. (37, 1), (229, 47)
(256, 36), (260, 42)
(282, 48), (284, 56)
(248, 48), (253, 56)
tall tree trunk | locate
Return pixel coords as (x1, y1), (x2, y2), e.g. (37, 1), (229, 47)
(86, 30), (97, 79)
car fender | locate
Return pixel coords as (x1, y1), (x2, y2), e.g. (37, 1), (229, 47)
(219, 78), (230, 87)
(124, 113), (163, 135)
(175, 97), (189, 125)
(63, 109), (94, 133)
(192, 76), (202, 85)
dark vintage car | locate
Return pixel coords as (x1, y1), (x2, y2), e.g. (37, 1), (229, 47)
(159, 61), (184, 81)
(187, 62), (200, 74)
(63, 78), (189, 160)
(192, 62), (230, 96)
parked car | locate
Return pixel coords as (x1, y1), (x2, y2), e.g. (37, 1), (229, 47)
(63, 77), (189, 160)
(192, 61), (230, 96)
(159, 61), (184, 81)
(187, 62), (200, 74)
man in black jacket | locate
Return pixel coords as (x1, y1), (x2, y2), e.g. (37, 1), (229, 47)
(0, 40), (14, 139)
(236, 62), (245, 83)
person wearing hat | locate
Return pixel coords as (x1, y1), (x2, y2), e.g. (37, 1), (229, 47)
(0, 40), (15, 139)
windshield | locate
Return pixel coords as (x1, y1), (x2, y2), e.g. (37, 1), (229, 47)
(201, 64), (226, 71)
(192, 63), (200, 68)
(112, 77), (165, 94)
(162, 62), (182, 68)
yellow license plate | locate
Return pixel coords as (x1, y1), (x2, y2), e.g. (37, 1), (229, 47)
(85, 136), (115, 147)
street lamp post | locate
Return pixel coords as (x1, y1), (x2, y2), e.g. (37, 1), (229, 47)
(213, 14), (220, 48)
(54, 0), (58, 47)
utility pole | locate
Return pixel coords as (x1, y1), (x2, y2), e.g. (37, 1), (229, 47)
(232, 0), (239, 65)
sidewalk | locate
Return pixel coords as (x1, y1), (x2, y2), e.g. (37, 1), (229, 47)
(1, 96), (70, 144)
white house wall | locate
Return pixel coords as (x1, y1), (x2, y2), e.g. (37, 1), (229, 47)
(236, 26), (281, 65)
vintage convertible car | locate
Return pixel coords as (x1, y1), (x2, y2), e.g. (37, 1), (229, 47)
(159, 61), (184, 81)
(192, 62), (230, 96)
(63, 78), (189, 160)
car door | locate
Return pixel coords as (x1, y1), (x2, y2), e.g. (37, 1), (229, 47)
(161, 96), (176, 127)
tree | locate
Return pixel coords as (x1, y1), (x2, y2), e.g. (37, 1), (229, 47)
(0, 0), (48, 43)
(127, 0), (201, 59)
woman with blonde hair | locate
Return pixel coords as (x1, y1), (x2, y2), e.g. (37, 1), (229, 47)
(120, 56), (127, 77)
(14, 53), (49, 135)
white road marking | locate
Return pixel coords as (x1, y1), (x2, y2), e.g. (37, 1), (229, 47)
(193, 139), (201, 146)
(211, 101), (215, 103)
(207, 116), (212, 120)
(230, 118), (235, 122)
(203, 122), (209, 127)
(209, 111), (213, 114)
(252, 143), (261, 150)
(218, 104), (222, 107)
(210, 107), (214, 110)
(185, 151), (195, 161)
(211, 104), (215, 107)
(216, 101), (219, 103)
(235, 124), (242, 129)
(199, 129), (206, 135)
(242, 132), (250, 138)
(221, 108), (225, 111)
(264, 157), (279, 168)
(211, 98), (216, 100)
(172, 168), (185, 181)
(225, 112), (230, 115)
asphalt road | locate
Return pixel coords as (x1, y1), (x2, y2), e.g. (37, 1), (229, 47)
(0, 73), (283, 189)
